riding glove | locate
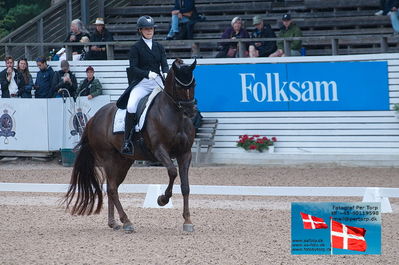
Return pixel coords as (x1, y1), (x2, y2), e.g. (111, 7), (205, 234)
(148, 71), (158, 80)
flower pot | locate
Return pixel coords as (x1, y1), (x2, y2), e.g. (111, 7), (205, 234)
(268, 146), (275, 153)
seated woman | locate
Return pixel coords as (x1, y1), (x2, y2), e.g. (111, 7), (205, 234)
(65, 19), (90, 60)
(215, 17), (250, 58)
(17, 58), (34, 98)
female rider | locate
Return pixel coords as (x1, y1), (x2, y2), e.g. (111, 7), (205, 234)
(116, 16), (169, 155)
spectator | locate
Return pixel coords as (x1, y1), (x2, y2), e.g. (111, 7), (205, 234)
(65, 19), (90, 58)
(215, 17), (250, 58)
(35, 56), (55, 98)
(76, 66), (102, 99)
(17, 58), (34, 98)
(51, 60), (77, 98)
(248, 16), (277, 57)
(87, 18), (114, 60)
(270, 14), (302, 57)
(165, 0), (198, 40)
(389, 1), (399, 33)
(0, 56), (23, 98)
(375, 0), (396, 15)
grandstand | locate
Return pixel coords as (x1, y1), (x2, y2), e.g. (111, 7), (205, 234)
(0, 0), (398, 59)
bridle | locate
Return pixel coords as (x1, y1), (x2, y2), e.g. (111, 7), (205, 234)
(156, 73), (196, 113)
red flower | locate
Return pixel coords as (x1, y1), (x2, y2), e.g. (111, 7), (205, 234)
(256, 139), (263, 144)
(272, 137), (277, 142)
(253, 134), (260, 138)
(249, 145), (257, 150)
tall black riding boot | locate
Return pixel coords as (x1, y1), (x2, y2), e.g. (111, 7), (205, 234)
(121, 112), (137, 155)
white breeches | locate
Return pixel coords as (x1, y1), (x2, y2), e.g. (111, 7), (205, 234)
(126, 76), (163, 113)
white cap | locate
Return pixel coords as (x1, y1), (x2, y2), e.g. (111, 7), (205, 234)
(94, 18), (105, 25)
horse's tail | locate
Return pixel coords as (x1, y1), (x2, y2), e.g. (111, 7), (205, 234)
(64, 121), (103, 215)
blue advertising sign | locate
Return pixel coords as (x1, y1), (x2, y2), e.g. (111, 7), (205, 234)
(194, 61), (389, 112)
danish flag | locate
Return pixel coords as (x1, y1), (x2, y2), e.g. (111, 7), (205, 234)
(331, 219), (367, 252)
(300, 212), (328, 229)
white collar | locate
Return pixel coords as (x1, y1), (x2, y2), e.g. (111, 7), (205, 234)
(142, 37), (152, 49)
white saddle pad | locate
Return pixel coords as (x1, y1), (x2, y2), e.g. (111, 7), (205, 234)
(113, 86), (162, 133)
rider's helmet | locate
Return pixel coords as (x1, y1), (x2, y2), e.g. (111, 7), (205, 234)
(137, 16), (157, 30)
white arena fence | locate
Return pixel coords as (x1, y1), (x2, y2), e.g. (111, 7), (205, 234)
(0, 182), (397, 213)
(0, 54), (398, 166)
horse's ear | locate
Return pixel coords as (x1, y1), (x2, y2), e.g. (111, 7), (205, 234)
(190, 59), (197, 71)
(172, 61), (178, 72)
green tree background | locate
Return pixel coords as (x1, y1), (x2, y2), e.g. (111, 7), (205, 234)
(0, 0), (50, 39)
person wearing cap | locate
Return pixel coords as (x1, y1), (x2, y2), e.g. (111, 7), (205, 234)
(248, 16), (277, 57)
(215, 17), (250, 58)
(165, 0), (197, 40)
(270, 14), (302, 57)
(34, 56), (55, 98)
(87, 18), (114, 60)
(116, 15), (169, 155)
(76, 66), (102, 99)
(51, 60), (77, 98)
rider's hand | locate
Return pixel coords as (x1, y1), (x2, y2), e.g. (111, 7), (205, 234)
(162, 73), (167, 79)
(148, 71), (158, 80)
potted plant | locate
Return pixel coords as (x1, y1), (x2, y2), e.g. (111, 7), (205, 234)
(394, 103), (399, 119)
(236, 134), (277, 153)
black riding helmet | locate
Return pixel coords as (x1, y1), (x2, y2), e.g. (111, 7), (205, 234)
(137, 15), (157, 30)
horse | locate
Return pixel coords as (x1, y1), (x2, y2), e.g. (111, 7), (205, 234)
(64, 58), (197, 233)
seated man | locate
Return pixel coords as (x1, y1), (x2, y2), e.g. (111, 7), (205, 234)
(87, 18), (114, 60)
(270, 14), (302, 57)
(76, 66), (102, 99)
(375, 0), (397, 15)
(51, 60), (77, 98)
(249, 16), (277, 57)
(165, 0), (198, 40)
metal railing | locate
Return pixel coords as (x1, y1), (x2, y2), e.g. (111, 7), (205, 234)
(0, 34), (397, 60)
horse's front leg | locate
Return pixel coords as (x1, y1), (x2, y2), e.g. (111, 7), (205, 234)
(153, 146), (177, 207)
(177, 151), (193, 232)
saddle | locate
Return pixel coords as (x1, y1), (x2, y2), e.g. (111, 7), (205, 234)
(113, 86), (162, 134)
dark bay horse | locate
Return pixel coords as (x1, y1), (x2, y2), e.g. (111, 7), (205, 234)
(64, 59), (197, 232)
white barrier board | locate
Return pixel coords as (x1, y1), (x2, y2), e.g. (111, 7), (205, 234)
(0, 95), (110, 152)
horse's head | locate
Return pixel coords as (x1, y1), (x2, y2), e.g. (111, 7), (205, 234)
(164, 58), (197, 118)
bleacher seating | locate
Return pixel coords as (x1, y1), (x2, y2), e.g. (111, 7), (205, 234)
(103, 0), (398, 59)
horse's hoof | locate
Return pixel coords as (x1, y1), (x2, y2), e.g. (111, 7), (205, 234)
(183, 224), (194, 232)
(112, 224), (121, 231)
(108, 222), (121, 230)
(123, 224), (135, 234)
(157, 195), (169, 206)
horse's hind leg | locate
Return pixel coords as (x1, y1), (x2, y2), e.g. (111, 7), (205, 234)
(153, 147), (178, 207)
(103, 154), (134, 233)
(177, 151), (194, 232)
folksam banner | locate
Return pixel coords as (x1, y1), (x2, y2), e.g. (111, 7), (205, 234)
(194, 61), (389, 112)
